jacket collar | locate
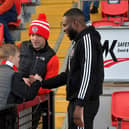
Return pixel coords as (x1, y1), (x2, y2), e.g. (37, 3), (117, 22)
(74, 26), (95, 42)
(0, 60), (17, 71)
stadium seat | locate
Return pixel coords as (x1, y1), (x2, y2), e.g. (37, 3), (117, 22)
(111, 91), (129, 129)
(101, 0), (128, 25)
(8, 0), (21, 27)
(21, 0), (29, 3)
(92, 20), (121, 27)
(0, 23), (4, 46)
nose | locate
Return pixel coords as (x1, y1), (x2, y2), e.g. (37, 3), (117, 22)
(63, 27), (66, 33)
(63, 27), (65, 32)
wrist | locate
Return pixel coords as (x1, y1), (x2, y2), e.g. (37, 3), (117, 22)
(75, 105), (84, 110)
(74, 99), (84, 107)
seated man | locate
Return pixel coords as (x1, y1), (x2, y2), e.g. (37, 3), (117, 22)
(0, 0), (17, 43)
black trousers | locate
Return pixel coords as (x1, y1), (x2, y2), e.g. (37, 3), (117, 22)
(0, 107), (17, 129)
(0, 4), (17, 43)
(68, 97), (99, 129)
(32, 100), (48, 129)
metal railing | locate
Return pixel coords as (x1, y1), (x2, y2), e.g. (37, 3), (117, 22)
(0, 91), (55, 129)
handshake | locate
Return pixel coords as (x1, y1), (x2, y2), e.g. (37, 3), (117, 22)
(23, 74), (43, 87)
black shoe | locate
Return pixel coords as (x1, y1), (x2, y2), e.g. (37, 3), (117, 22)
(90, 6), (98, 14)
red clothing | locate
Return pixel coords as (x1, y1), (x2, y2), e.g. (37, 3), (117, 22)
(38, 55), (59, 95)
(0, 0), (15, 14)
(0, 60), (17, 71)
(19, 41), (59, 95)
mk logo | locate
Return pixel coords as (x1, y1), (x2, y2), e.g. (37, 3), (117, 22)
(102, 40), (117, 62)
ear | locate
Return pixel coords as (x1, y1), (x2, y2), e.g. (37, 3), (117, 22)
(73, 19), (80, 30)
(73, 19), (78, 26)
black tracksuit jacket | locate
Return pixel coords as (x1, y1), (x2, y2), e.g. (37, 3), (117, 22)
(42, 26), (104, 106)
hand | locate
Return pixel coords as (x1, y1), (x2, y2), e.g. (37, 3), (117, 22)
(23, 77), (32, 87)
(73, 105), (84, 127)
(29, 74), (43, 82)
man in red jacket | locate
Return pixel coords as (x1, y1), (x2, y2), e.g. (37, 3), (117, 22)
(19, 13), (59, 129)
(0, 0), (17, 43)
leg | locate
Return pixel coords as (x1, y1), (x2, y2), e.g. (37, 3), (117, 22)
(90, 1), (99, 14)
(32, 104), (42, 129)
(42, 101), (49, 129)
(0, 4), (17, 43)
(68, 98), (99, 129)
(83, 98), (99, 129)
(32, 100), (49, 129)
(82, 1), (90, 22)
(0, 18), (14, 43)
(93, 1), (99, 8)
(32, 101), (49, 129)
(0, 107), (17, 129)
(5, 107), (17, 129)
(0, 110), (6, 128)
(32, 92), (54, 129)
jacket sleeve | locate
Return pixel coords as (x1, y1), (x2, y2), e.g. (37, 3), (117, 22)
(10, 73), (41, 102)
(75, 33), (93, 107)
(0, 0), (14, 14)
(38, 55), (59, 95)
(41, 72), (67, 89)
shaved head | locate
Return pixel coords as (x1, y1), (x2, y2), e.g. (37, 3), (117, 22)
(63, 8), (85, 25)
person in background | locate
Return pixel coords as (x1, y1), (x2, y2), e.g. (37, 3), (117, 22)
(0, 0), (17, 43)
(35, 8), (104, 129)
(82, 0), (99, 25)
(90, 1), (99, 14)
(83, 1), (91, 25)
(18, 13), (59, 129)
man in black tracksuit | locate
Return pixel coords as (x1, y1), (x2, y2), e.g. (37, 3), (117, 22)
(39, 8), (104, 129)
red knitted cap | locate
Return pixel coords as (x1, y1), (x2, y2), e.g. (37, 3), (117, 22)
(29, 13), (49, 40)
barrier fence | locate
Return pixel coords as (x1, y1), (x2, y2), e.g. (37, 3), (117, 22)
(0, 91), (55, 129)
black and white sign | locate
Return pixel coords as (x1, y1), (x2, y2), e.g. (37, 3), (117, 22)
(97, 27), (129, 82)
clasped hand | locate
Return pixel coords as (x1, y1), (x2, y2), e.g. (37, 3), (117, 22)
(23, 74), (42, 86)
